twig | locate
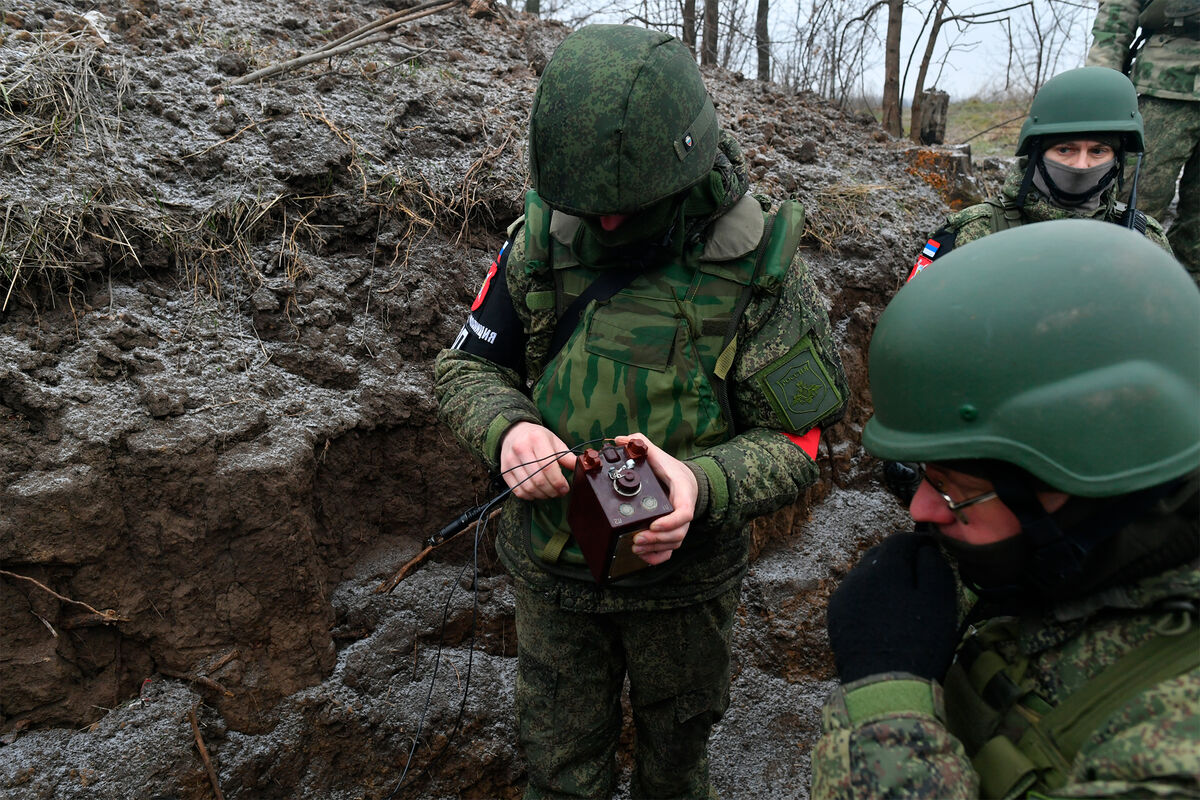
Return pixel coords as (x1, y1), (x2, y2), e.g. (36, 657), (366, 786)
(0, 569), (127, 623)
(188, 705), (226, 800)
(227, 0), (461, 87)
(160, 668), (234, 698)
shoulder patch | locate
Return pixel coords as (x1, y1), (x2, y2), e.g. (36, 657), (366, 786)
(907, 227), (957, 282)
(756, 335), (842, 433)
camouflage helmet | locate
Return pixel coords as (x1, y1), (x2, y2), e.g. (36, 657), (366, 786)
(528, 25), (719, 216)
(863, 219), (1199, 497)
(1015, 67), (1145, 155)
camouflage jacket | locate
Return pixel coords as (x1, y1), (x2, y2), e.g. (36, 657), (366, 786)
(434, 134), (848, 612)
(1088, 0), (1200, 102)
(811, 561), (1200, 799)
(910, 160), (1173, 278)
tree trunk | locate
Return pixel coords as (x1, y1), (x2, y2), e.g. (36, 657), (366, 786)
(701, 0), (718, 66)
(682, 0), (697, 55)
(755, 0), (770, 81)
(918, 89), (949, 144)
(881, 0), (903, 137)
(908, 0), (947, 142)
(524, 0), (538, 15)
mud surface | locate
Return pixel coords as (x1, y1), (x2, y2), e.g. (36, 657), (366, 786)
(0, 1), (989, 796)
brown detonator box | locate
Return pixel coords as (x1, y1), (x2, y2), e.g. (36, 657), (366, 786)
(567, 440), (674, 584)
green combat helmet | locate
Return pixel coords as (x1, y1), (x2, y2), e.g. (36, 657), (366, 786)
(1016, 66), (1145, 156)
(528, 25), (719, 216)
(864, 219), (1199, 497)
(865, 219), (1199, 594)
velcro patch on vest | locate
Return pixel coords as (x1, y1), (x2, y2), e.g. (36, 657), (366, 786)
(757, 338), (841, 433)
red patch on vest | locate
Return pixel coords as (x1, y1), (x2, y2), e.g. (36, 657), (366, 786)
(782, 427), (820, 459)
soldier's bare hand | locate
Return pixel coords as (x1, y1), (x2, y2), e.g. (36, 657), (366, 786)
(614, 433), (697, 566)
(500, 421), (577, 501)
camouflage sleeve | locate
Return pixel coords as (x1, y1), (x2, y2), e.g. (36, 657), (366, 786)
(1142, 213), (1176, 257)
(1087, 0), (1140, 73)
(688, 258), (848, 531)
(1055, 668), (1200, 799)
(811, 673), (979, 800)
(433, 239), (542, 474)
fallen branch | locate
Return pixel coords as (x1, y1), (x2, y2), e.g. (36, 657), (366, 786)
(227, 0), (461, 87)
(188, 705), (226, 800)
(0, 569), (127, 624)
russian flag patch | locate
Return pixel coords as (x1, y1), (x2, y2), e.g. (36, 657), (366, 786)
(922, 239), (940, 258)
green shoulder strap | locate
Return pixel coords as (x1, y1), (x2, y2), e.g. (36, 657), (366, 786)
(971, 621), (1200, 800)
(989, 195), (1023, 235)
(712, 199), (806, 433)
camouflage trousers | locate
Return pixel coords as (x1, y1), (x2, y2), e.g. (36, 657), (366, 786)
(1126, 95), (1200, 278)
(514, 581), (738, 799)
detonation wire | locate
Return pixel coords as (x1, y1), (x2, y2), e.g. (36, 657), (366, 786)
(385, 437), (607, 799)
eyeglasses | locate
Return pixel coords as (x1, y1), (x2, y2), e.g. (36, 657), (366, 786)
(918, 463), (998, 524)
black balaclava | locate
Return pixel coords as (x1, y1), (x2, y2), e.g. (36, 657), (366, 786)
(932, 460), (1198, 609)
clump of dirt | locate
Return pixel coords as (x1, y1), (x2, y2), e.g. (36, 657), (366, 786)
(0, 0), (963, 796)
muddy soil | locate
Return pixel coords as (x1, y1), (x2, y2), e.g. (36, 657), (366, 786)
(0, 1), (989, 797)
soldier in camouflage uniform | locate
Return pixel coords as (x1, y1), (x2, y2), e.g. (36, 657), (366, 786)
(435, 24), (847, 799)
(907, 68), (1173, 282)
(1088, 0), (1200, 274)
(812, 220), (1200, 799)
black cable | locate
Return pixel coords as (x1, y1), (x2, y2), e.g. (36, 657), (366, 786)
(384, 437), (607, 799)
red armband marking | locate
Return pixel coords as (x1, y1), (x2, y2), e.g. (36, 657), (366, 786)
(782, 427), (820, 459)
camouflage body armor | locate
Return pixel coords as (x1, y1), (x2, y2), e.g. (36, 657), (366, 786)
(943, 592), (1200, 799)
(516, 189), (829, 581)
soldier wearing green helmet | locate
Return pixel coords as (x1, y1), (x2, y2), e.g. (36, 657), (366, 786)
(812, 220), (1200, 799)
(906, 67), (1174, 283)
(435, 23), (847, 798)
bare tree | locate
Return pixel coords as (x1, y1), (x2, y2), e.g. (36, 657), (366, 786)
(1005, 0), (1090, 94)
(881, 0), (904, 136)
(908, 0), (949, 142)
(681, 0), (697, 53)
(755, 0), (770, 80)
(701, 0), (718, 64)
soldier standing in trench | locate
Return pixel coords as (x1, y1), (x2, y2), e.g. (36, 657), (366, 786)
(811, 220), (1200, 799)
(906, 67), (1174, 284)
(435, 24), (847, 799)
(1088, 0), (1200, 276)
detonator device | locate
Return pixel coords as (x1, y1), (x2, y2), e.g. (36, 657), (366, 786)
(567, 439), (674, 584)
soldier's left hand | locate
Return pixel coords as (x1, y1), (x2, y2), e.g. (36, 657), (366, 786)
(614, 434), (697, 566)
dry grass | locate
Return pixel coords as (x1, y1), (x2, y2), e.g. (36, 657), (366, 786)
(0, 29), (129, 155)
(804, 182), (893, 251)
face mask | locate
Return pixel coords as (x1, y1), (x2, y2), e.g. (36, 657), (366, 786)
(1032, 158), (1117, 212)
(935, 530), (1033, 601)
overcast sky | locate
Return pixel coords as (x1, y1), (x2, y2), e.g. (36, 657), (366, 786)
(538, 0), (1100, 100)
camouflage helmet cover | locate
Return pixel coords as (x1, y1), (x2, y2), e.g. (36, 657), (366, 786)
(528, 24), (719, 216)
(1016, 67), (1145, 155)
(863, 220), (1200, 497)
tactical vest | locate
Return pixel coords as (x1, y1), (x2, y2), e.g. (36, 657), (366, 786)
(517, 190), (805, 581)
(942, 603), (1200, 799)
(985, 195), (1149, 237)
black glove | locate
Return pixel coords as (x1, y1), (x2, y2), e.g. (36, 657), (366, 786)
(827, 532), (959, 683)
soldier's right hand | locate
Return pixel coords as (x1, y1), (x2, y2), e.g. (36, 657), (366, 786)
(499, 421), (577, 501)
